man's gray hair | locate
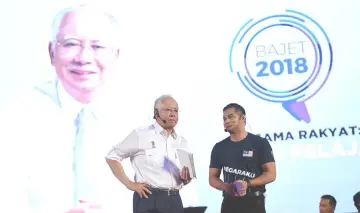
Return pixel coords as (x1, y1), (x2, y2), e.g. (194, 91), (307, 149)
(50, 4), (121, 49)
(154, 95), (175, 110)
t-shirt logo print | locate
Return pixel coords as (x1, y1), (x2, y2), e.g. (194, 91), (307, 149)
(243, 150), (253, 157)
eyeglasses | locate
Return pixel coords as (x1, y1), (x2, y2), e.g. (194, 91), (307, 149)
(160, 108), (179, 113)
(56, 39), (116, 58)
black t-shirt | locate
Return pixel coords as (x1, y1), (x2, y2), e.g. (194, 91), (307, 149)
(209, 133), (275, 193)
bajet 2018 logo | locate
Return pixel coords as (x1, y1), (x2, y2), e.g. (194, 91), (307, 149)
(229, 10), (333, 123)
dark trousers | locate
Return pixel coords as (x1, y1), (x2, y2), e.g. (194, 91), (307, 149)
(133, 191), (184, 213)
(221, 195), (266, 213)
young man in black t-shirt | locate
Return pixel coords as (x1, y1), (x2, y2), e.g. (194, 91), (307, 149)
(209, 103), (276, 213)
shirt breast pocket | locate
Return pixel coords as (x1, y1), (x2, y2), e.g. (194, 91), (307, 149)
(144, 149), (164, 167)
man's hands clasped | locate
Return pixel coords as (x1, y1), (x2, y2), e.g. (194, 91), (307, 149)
(223, 180), (248, 197)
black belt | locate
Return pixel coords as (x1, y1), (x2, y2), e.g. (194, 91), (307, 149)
(149, 188), (180, 196)
(224, 191), (264, 198)
(247, 191), (264, 197)
(247, 187), (264, 197)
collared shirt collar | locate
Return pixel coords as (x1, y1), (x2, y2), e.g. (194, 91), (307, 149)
(153, 122), (177, 139)
(57, 80), (97, 120)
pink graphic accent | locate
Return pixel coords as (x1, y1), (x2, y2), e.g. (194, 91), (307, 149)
(282, 100), (311, 123)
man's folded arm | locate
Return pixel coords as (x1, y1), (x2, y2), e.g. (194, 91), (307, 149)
(106, 130), (139, 187)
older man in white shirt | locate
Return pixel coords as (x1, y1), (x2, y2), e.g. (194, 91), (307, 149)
(1, 4), (122, 213)
(106, 95), (195, 213)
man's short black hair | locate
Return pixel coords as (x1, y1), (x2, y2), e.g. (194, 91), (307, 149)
(354, 191), (360, 209)
(223, 103), (246, 115)
(321, 194), (337, 207)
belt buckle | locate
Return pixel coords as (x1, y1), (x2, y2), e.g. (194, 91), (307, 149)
(252, 191), (262, 196)
(166, 188), (175, 196)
